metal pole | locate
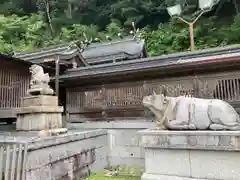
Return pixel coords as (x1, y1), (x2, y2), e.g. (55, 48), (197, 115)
(189, 23), (195, 51)
(177, 11), (205, 51)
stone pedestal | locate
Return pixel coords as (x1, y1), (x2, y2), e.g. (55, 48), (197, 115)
(16, 95), (63, 131)
(139, 130), (240, 180)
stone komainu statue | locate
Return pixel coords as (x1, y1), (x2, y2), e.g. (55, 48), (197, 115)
(142, 92), (240, 130)
(29, 64), (50, 86)
(27, 64), (54, 96)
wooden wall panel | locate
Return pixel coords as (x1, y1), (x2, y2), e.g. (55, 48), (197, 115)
(0, 57), (30, 118)
(66, 70), (240, 122)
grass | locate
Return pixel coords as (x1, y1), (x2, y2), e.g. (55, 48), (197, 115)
(87, 173), (140, 180)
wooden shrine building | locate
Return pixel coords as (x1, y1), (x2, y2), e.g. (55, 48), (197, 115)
(2, 36), (240, 123)
(59, 44), (240, 122)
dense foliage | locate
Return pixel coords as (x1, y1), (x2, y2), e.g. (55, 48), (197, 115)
(0, 0), (240, 56)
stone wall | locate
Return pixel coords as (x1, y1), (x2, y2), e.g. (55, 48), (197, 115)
(25, 129), (108, 180)
(69, 121), (155, 170)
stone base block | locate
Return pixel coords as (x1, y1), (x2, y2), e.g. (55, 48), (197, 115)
(1, 129), (108, 180)
(139, 130), (240, 180)
(141, 173), (205, 180)
(17, 112), (63, 130)
(18, 106), (63, 114)
(22, 95), (58, 107)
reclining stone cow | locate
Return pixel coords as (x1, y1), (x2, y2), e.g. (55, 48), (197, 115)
(142, 92), (240, 130)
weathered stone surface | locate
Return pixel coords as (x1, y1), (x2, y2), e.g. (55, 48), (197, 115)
(69, 121), (154, 169)
(139, 130), (240, 151)
(22, 96), (58, 107)
(22, 129), (108, 180)
(0, 129), (108, 180)
(16, 94), (63, 131)
(139, 129), (240, 180)
(18, 106), (63, 114)
(27, 64), (54, 96)
(141, 173), (206, 180)
(17, 112), (63, 130)
(142, 93), (240, 130)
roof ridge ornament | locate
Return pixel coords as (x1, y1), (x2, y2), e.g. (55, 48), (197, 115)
(67, 33), (93, 53)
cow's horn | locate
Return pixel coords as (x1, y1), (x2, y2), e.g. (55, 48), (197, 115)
(162, 87), (167, 97)
(153, 90), (156, 95)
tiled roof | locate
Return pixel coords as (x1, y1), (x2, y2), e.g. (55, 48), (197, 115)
(82, 38), (146, 64)
(59, 44), (240, 80)
(13, 37), (146, 65)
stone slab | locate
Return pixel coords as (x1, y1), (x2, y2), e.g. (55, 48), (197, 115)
(141, 173), (209, 180)
(108, 129), (142, 146)
(143, 148), (240, 180)
(16, 113), (63, 130)
(69, 121), (155, 129)
(0, 129), (108, 180)
(139, 129), (240, 180)
(0, 129), (107, 149)
(22, 95), (58, 107)
(23, 129), (108, 180)
(190, 150), (240, 180)
(145, 148), (191, 177)
(17, 106), (63, 114)
(139, 129), (240, 151)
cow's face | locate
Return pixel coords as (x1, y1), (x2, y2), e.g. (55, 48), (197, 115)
(142, 92), (168, 112)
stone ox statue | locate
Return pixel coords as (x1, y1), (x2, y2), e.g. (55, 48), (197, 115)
(27, 64), (54, 95)
(142, 92), (240, 130)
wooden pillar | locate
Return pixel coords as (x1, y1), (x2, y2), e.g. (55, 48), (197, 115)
(55, 56), (60, 104)
(101, 84), (107, 120)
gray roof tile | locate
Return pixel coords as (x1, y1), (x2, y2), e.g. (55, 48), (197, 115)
(82, 38), (145, 62)
(59, 44), (240, 80)
(13, 37), (146, 65)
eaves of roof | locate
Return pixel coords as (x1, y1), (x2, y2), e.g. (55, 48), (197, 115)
(14, 46), (87, 65)
(59, 50), (240, 80)
(0, 53), (32, 66)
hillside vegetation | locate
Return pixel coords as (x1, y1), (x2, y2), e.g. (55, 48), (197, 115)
(0, 0), (240, 56)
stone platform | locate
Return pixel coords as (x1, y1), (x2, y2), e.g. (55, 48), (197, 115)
(139, 129), (240, 180)
(16, 95), (63, 131)
(0, 129), (108, 180)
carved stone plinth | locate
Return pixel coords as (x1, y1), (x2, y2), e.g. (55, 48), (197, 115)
(16, 96), (63, 131)
(139, 129), (240, 180)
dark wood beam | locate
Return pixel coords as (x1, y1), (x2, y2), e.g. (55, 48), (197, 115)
(55, 56), (60, 103)
(58, 60), (240, 87)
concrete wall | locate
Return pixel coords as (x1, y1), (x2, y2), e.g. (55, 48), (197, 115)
(69, 120), (155, 170)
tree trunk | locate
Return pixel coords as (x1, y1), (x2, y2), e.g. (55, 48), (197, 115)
(45, 0), (55, 36)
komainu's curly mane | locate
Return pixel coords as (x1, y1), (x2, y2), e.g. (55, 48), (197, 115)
(30, 64), (44, 76)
